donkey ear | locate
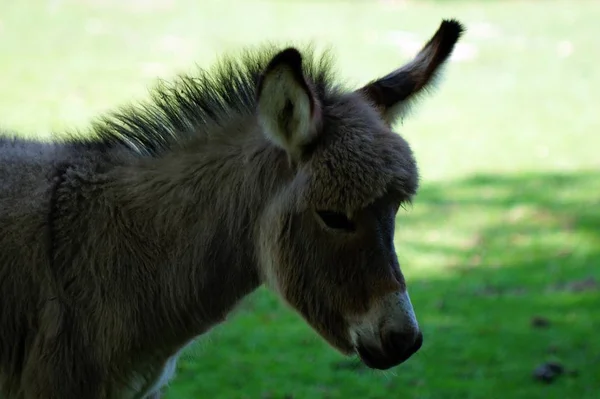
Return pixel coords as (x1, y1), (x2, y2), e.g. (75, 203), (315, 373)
(257, 48), (322, 161)
(358, 19), (465, 125)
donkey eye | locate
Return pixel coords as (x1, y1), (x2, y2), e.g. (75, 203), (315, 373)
(316, 210), (356, 231)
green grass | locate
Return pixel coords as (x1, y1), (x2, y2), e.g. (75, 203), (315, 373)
(1, 0), (599, 398)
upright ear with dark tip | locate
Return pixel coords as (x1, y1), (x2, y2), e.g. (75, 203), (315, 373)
(358, 19), (465, 125)
(257, 48), (322, 163)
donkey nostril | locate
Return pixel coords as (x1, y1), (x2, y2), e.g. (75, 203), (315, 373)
(385, 330), (423, 360)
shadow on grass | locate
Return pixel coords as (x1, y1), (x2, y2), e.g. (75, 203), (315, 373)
(396, 171), (599, 399)
(168, 171), (599, 399)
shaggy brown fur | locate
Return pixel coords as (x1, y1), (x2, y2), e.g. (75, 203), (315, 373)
(0, 20), (464, 398)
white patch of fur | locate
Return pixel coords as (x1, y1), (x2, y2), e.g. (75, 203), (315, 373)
(123, 339), (196, 399)
(136, 354), (179, 398)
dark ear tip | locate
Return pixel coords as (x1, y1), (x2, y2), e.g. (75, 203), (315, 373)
(266, 47), (303, 72)
(440, 19), (466, 38)
(256, 47), (307, 99)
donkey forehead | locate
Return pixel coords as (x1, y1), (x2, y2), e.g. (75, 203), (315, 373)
(298, 98), (419, 212)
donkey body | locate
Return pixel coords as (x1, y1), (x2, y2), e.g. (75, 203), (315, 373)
(0, 20), (463, 398)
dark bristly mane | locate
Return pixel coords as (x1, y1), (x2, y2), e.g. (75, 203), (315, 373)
(87, 46), (337, 156)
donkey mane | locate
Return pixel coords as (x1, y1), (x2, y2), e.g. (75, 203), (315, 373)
(85, 46), (337, 156)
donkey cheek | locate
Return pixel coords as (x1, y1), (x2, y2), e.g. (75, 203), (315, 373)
(277, 282), (354, 352)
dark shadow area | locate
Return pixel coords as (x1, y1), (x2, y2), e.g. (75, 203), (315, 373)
(394, 171), (600, 399)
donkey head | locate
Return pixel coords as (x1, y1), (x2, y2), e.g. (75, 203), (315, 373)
(256, 20), (463, 369)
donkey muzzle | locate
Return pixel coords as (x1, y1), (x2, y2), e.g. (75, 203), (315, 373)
(351, 290), (423, 370)
(357, 329), (423, 370)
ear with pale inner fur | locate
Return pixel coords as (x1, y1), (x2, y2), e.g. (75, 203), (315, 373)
(256, 48), (322, 162)
(358, 19), (465, 125)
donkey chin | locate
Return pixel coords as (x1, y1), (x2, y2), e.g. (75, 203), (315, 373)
(349, 291), (423, 370)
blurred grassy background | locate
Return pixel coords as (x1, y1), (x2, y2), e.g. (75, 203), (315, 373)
(1, 0), (598, 398)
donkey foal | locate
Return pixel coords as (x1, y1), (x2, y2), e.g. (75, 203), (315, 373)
(0, 20), (464, 398)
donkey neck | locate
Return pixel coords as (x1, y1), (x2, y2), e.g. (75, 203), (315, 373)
(104, 125), (289, 346)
